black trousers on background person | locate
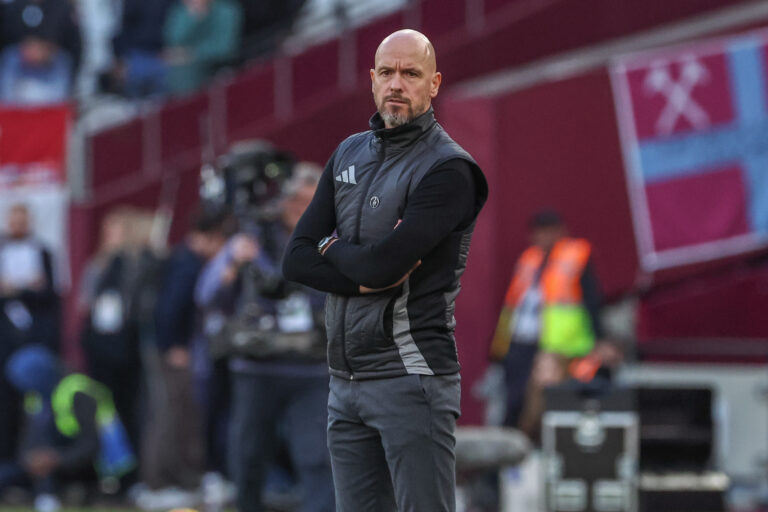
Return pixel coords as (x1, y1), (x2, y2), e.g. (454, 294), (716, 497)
(0, 372), (20, 461)
(229, 370), (334, 512)
(502, 342), (538, 427)
(141, 361), (204, 490)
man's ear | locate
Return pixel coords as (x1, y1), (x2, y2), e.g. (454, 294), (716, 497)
(431, 72), (442, 98)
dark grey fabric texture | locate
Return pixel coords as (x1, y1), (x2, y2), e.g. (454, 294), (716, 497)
(323, 109), (485, 379)
(327, 373), (461, 512)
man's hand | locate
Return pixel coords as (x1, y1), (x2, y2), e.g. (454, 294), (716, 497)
(165, 346), (190, 369)
(163, 46), (192, 65)
(593, 340), (623, 368)
(24, 449), (60, 477)
(29, 275), (45, 291)
(0, 280), (16, 297)
(231, 234), (259, 264)
(221, 235), (259, 284)
(184, 0), (210, 17)
(360, 260), (421, 294)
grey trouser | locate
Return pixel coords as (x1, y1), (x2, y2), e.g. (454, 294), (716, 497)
(327, 373), (461, 512)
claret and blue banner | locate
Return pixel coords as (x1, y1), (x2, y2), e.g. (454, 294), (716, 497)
(611, 29), (768, 271)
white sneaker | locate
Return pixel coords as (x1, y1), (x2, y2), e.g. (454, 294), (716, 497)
(202, 472), (235, 506)
(33, 494), (61, 512)
(135, 486), (200, 511)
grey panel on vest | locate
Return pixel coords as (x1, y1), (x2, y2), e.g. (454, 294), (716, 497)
(392, 280), (434, 375)
(443, 230), (475, 357)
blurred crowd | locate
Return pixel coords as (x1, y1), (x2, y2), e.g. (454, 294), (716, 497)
(0, 189), (624, 512)
(0, 0), (308, 106)
(0, 161), (337, 511)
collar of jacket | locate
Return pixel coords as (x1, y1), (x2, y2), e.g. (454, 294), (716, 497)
(368, 107), (436, 148)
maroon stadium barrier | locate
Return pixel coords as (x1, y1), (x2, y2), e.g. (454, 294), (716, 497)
(71, 0), (768, 422)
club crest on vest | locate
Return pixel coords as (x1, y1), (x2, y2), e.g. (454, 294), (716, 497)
(369, 196), (380, 209)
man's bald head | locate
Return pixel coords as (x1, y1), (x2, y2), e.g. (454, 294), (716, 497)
(370, 30), (442, 128)
(375, 29), (436, 74)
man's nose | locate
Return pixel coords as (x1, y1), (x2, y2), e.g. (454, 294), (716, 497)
(389, 72), (404, 91)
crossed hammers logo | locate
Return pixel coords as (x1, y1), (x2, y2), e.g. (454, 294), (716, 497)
(643, 55), (711, 135)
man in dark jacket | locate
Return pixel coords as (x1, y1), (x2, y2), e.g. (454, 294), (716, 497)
(111, 0), (173, 97)
(141, 208), (228, 496)
(283, 30), (487, 512)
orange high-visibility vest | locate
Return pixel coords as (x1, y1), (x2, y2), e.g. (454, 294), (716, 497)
(505, 238), (591, 308)
(490, 238), (594, 359)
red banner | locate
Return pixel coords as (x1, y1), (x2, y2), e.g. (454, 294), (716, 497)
(0, 106), (70, 189)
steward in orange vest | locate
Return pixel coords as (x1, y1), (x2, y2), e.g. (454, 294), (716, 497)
(490, 237), (598, 359)
(485, 211), (604, 427)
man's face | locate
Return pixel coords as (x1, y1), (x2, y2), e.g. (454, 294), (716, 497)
(20, 38), (55, 67)
(190, 231), (225, 260)
(531, 226), (565, 252)
(101, 215), (128, 253)
(370, 35), (441, 128)
(183, 0), (211, 15)
(282, 184), (316, 231)
(8, 207), (30, 239)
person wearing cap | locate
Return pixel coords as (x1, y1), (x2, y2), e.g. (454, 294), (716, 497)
(488, 210), (605, 435)
(0, 345), (135, 512)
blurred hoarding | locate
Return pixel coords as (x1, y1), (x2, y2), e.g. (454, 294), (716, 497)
(0, 106), (72, 288)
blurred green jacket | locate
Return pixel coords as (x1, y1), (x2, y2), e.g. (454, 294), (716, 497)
(164, 0), (243, 95)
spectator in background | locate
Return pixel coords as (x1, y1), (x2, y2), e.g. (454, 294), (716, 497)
(1, 0), (81, 65)
(199, 164), (334, 512)
(138, 208), (228, 509)
(0, 204), (60, 472)
(77, 208), (131, 314)
(1, 345), (135, 512)
(164, 0), (242, 95)
(78, 207), (158, 470)
(110, 0), (174, 98)
(72, 0), (121, 98)
(0, 204), (59, 352)
(0, 37), (73, 104)
(0, 0), (81, 103)
(488, 210), (604, 439)
(236, 0), (306, 59)
(0, 204), (59, 488)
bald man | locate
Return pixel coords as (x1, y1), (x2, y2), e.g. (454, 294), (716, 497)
(283, 30), (488, 511)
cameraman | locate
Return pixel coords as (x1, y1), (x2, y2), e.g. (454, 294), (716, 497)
(199, 163), (334, 512)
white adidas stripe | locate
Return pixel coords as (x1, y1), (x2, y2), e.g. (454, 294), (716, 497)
(335, 165), (357, 184)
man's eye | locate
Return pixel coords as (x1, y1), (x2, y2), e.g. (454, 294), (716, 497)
(380, 70), (391, 76)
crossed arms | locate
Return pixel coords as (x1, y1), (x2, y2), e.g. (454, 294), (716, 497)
(282, 155), (476, 295)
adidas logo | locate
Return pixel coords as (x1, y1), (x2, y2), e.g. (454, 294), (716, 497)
(336, 165), (357, 184)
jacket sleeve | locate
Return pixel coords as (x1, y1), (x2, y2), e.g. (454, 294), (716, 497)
(580, 258), (604, 339)
(282, 151), (361, 296)
(17, 247), (58, 307)
(323, 159), (476, 289)
(154, 250), (199, 350)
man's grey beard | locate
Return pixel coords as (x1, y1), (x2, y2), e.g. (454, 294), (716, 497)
(381, 106), (414, 128)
